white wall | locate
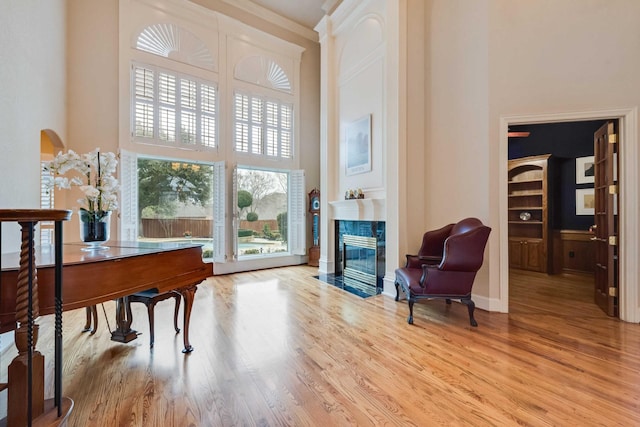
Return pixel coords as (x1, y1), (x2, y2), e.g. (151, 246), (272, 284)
(0, 0), (67, 252)
(425, 0), (491, 299)
(426, 0), (640, 316)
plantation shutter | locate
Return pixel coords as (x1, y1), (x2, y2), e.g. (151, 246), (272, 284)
(289, 170), (305, 255)
(232, 165), (238, 260)
(119, 149), (138, 242)
(39, 163), (55, 245)
(212, 161), (226, 263)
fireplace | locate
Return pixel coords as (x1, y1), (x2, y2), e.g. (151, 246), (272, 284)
(335, 220), (385, 295)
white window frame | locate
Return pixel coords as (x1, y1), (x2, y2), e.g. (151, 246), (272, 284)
(131, 62), (218, 150)
(120, 150), (226, 262)
(232, 165), (305, 259)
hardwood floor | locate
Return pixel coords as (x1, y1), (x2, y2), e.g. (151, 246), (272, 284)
(2, 266), (640, 426)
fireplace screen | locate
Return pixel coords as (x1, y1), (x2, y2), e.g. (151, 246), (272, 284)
(343, 234), (377, 288)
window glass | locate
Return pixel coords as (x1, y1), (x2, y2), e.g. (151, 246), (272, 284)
(137, 158), (214, 259)
(236, 167), (289, 257)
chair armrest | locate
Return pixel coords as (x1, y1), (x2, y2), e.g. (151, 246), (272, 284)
(405, 254), (419, 268)
(419, 264), (431, 287)
(418, 255), (442, 264)
(406, 254), (442, 268)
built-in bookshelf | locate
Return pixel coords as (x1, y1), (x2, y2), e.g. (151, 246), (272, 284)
(508, 154), (551, 272)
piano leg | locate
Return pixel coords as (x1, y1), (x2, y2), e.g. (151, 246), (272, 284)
(179, 285), (198, 353)
(110, 296), (138, 343)
(82, 305), (98, 335)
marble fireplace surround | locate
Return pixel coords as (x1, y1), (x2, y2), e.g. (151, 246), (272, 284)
(329, 198), (386, 222)
(329, 198), (386, 294)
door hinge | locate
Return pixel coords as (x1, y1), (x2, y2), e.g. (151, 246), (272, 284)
(609, 185), (618, 194)
(608, 287), (618, 297)
(608, 134), (617, 144)
(609, 236), (617, 246)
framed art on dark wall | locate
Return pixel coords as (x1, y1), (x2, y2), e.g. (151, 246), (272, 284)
(576, 156), (595, 184)
(576, 188), (595, 215)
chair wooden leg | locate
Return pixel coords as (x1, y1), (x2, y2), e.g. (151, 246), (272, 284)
(407, 298), (415, 325)
(172, 293), (181, 334)
(395, 282), (400, 301)
(461, 298), (478, 327)
(445, 298), (452, 305)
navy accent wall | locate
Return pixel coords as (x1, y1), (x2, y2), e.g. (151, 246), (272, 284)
(508, 120), (606, 231)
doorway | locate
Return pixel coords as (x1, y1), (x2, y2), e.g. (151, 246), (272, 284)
(498, 108), (639, 322)
(507, 120), (610, 315)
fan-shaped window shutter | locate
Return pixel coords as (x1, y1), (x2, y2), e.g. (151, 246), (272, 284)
(289, 170), (305, 255)
(119, 150), (138, 242)
(135, 23), (215, 71)
(212, 161), (226, 263)
(235, 55), (291, 93)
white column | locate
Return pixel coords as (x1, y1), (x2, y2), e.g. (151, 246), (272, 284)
(316, 16), (338, 274)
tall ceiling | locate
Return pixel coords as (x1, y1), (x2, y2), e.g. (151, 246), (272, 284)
(248, 0), (326, 29)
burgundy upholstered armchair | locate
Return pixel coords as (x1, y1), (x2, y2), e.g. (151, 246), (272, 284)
(395, 218), (491, 326)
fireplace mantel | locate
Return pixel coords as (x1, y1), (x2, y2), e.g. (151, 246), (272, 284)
(329, 198), (386, 221)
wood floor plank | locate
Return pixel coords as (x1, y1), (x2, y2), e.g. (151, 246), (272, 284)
(2, 266), (640, 426)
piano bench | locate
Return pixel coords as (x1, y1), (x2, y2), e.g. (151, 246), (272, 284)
(129, 289), (182, 348)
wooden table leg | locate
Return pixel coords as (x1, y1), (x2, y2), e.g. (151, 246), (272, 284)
(7, 221), (45, 426)
(179, 285), (197, 353)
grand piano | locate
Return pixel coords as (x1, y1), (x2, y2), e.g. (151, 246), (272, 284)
(0, 240), (213, 351)
(0, 217), (213, 426)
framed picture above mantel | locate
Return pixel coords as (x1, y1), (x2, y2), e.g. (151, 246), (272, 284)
(344, 114), (372, 176)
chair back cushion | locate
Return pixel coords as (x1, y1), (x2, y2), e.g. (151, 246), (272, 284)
(439, 218), (491, 272)
(450, 217), (484, 236)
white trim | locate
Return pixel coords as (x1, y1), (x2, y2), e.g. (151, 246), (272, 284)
(118, 149), (139, 242)
(212, 161), (226, 262)
(289, 169), (306, 255)
(499, 107), (639, 322)
(232, 165), (238, 261)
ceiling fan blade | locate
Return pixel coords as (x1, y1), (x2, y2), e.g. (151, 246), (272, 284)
(508, 131), (530, 138)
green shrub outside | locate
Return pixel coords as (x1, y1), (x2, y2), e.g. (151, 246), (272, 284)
(277, 212), (287, 242)
(238, 229), (253, 237)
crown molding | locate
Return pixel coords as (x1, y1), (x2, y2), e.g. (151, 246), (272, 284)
(217, 0), (320, 42)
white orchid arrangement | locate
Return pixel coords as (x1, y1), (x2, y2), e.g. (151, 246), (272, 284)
(43, 149), (119, 221)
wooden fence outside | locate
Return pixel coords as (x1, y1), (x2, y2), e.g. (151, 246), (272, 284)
(141, 218), (212, 238)
(140, 218), (280, 238)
